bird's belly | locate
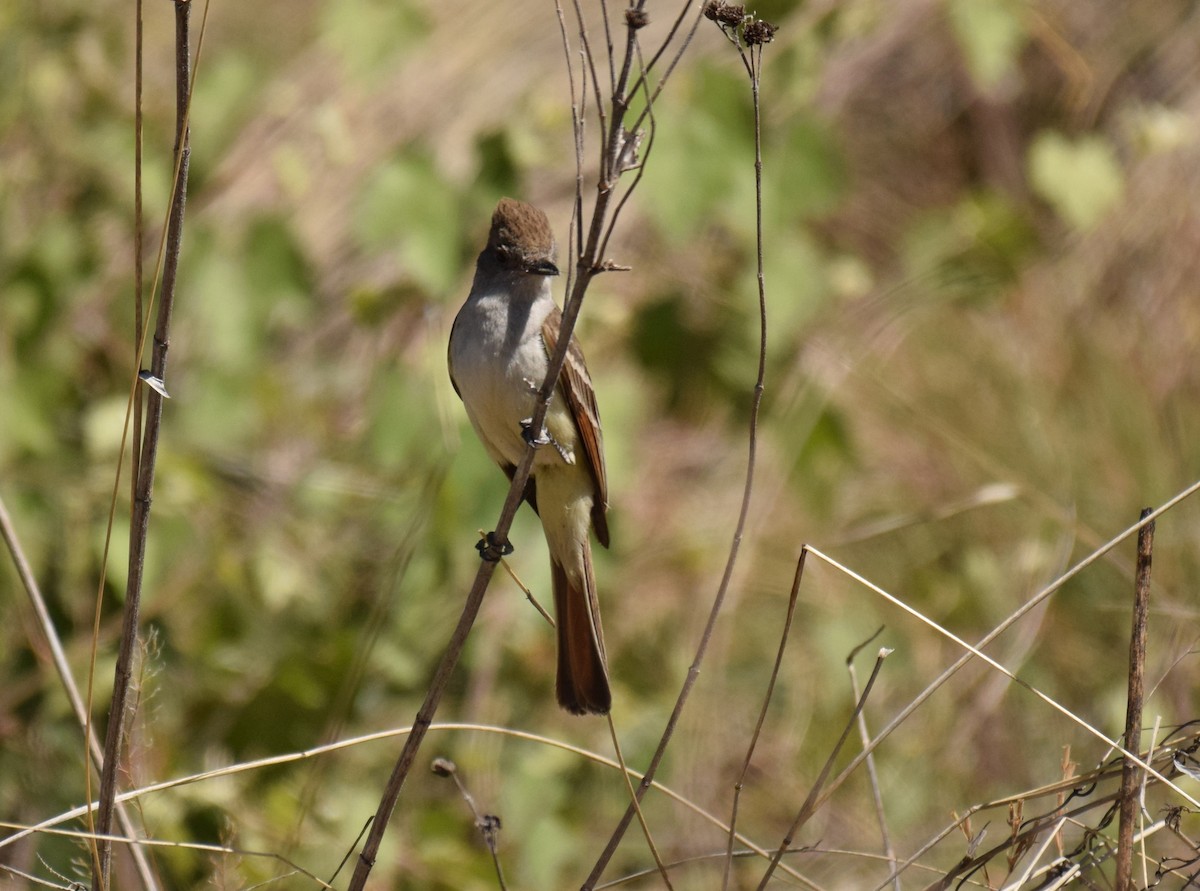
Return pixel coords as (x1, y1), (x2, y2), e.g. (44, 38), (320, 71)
(454, 349), (573, 470)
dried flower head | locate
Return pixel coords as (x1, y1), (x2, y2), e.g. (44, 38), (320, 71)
(625, 8), (649, 28)
(704, 1), (746, 27)
(743, 19), (777, 45)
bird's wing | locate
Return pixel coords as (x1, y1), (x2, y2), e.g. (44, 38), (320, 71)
(447, 312), (463, 399)
(541, 305), (610, 547)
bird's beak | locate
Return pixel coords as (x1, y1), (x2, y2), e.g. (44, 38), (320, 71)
(528, 259), (560, 276)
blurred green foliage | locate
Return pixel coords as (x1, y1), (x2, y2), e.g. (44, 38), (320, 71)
(3, 0), (1200, 888)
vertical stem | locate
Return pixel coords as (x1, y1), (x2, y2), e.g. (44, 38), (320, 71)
(584, 36), (770, 891)
(0, 495), (159, 890)
(347, 9), (665, 887)
(94, 3), (191, 888)
(132, 0), (145, 519)
(754, 651), (889, 890)
(721, 551), (806, 890)
(1114, 508), (1154, 891)
(347, 5), (704, 884)
(345, 559), (500, 890)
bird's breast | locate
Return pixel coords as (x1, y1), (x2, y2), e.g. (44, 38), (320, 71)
(450, 292), (570, 468)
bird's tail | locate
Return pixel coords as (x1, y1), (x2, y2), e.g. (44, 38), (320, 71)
(550, 542), (611, 715)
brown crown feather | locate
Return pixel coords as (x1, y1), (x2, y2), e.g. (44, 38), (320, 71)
(487, 198), (556, 265)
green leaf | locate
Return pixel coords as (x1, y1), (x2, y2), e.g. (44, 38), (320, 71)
(638, 63), (755, 241)
(1027, 131), (1124, 230)
(318, 0), (427, 80)
(243, 215), (316, 335)
(947, 0), (1027, 90)
(763, 112), (846, 228)
(354, 150), (463, 294)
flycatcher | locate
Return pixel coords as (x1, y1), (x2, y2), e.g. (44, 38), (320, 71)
(448, 198), (612, 715)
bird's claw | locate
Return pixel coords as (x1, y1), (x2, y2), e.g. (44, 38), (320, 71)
(476, 532), (514, 562)
(520, 418), (551, 447)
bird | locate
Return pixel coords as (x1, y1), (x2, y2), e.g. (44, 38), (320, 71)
(447, 197), (612, 715)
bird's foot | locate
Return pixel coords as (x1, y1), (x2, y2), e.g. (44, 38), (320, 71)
(476, 532), (514, 562)
(520, 417), (551, 447)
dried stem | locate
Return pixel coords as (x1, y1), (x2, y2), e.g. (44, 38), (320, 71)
(754, 649), (891, 889)
(721, 552), (807, 890)
(345, 6), (696, 886)
(584, 20), (772, 890)
(847, 634), (900, 891)
(607, 716), (675, 889)
(796, 483), (1200, 838)
(1115, 507), (1154, 891)
(431, 759), (508, 890)
(94, 1), (196, 886)
(131, 0), (145, 538)
(0, 497), (159, 890)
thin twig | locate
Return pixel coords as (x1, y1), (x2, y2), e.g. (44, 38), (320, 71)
(554, 0), (586, 279)
(598, 0), (616, 92)
(633, 1), (700, 83)
(481, 529), (556, 627)
(794, 484), (1200, 841)
(344, 7), (695, 886)
(1115, 508), (1154, 891)
(597, 38), (654, 265)
(131, 0), (145, 561)
(571, 0), (608, 173)
(584, 14), (772, 886)
(622, 8), (707, 149)
(607, 716), (675, 889)
(804, 547), (1198, 808)
(847, 629), (900, 891)
(755, 648), (891, 889)
(721, 551), (807, 891)
(0, 497), (159, 890)
(345, 559), (502, 889)
(94, 1), (199, 886)
(431, 759), (508, 890)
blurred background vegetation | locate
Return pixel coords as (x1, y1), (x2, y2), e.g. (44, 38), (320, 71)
(3, 0), (1200, 887)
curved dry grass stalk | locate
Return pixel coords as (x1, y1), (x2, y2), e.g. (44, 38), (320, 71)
(804, 545), (1200, 810)
(793, 477), (1200, 834)
(2, 825), (335, 890)
(0, 722), (813, 885)
(0, 497), (158, 890)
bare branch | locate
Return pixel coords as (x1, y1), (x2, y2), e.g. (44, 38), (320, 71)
(1115, 508), (1154, 891)
(721, 552), (807, 890)
(347, 5), (703, 884)
(584, 11), (773, 885)
(94, 0), (206, 885)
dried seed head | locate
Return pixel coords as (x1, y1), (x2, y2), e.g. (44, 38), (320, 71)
(431, 758), (456, 777)
(743, 19), (777, 45)
(625, 7), (649, 28)
(703, 1), (744, 25)
(717, 3), (748, 27)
